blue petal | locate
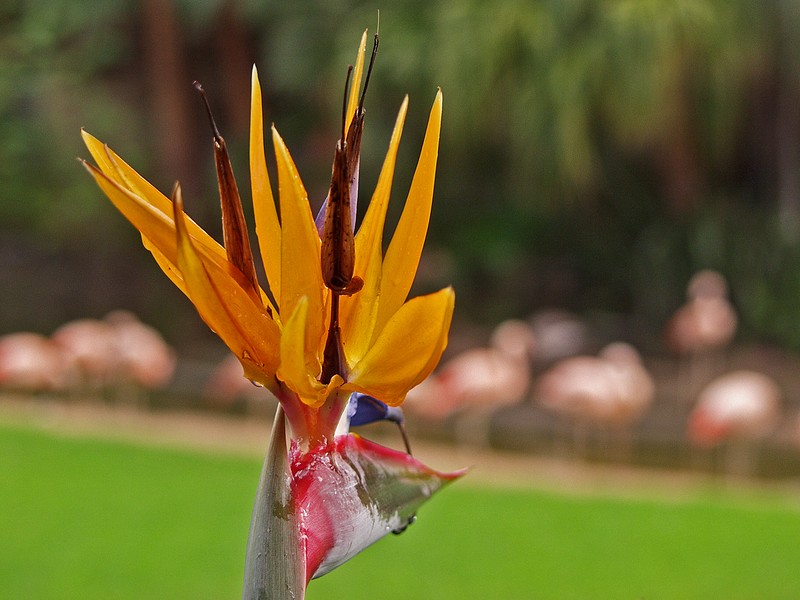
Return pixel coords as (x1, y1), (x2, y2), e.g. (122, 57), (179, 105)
(348, 393), (404, 427)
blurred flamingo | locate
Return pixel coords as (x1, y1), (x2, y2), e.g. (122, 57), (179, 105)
(405, 319), (536, 445)
(51, 318), (120, 396)
(535, 342), (655, 459)
(0, 332), (75, 393)
(687, 370), (781, 476)
(528, 308), (590, 367)
(665, 270), (737, 399)
(105, 310), (176, 392)
(51, 312), (175, 403)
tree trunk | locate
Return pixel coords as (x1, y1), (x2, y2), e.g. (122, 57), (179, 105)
(140, 0), (198, 201)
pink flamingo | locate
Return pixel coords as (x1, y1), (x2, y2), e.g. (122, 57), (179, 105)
(105, 310), (176, 391)
(665, 270), (737, 399)
(51, 312), (175, 403)
(528, 308), (590, 366)
(535, 342), (655, 458)
(0, 332), (74, 393)
(405, 319), (536, 444)
(51, 318), (120, 395)
(688, 370), (781, 476)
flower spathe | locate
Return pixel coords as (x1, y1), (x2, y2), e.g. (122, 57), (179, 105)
(243, 406), (464, 598)
(81, 32), (454, 445)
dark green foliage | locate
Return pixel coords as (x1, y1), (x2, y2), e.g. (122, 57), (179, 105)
(4, 1), (800, 350)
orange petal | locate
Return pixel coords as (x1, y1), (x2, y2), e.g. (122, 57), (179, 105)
(374, 91), (443, 336)
(173, 185), (281, 382)
(345, 30), (368, 138)
(83, 161), (186, 266)
(85, 164), (192, 301)
(346, 286), (454, 406)
(250, 67), (282, 302)
(85, 160), (267, 306)
(278, 296), (342, 408)
(81, 130), (225, 263)
(340, 97), (408, 364)
(272, 127), (326, 367)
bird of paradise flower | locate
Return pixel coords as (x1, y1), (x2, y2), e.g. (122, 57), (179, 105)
(81, 30), (462, 599)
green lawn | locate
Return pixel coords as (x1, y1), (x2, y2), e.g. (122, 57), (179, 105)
(2, 423), (800, 599)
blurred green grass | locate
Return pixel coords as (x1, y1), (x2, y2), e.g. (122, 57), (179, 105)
(2, 424), (800, 599)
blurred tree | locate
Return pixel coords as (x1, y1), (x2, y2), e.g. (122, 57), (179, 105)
(4, 0), (800, 350)
(0, 0), (135, 232)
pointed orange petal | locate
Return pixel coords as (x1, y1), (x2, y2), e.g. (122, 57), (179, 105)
(346, 286), (454, 406)
(278, 296), (342, 408)
(272, 127), (326, 366)
(83, 160), (279, 317)
(375, 91), (443, 335)
(250, 67), (282, 301)
(83, 161), (184, 264)
(340, 98), (408, 364)
(353, 97), (409, 261)
(173, 185), (280, 382)
(345, 30), (368, 137)
(81, 130), (225, 263)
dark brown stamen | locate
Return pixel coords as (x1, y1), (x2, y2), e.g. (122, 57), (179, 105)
(320, 294), (347, 384)
(358, 33), (379, 115)
(193, 81), (222, 141)
(341, 65), (354, 143)
(320, 140), (355, 292)
(319, 35), (380, 385)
